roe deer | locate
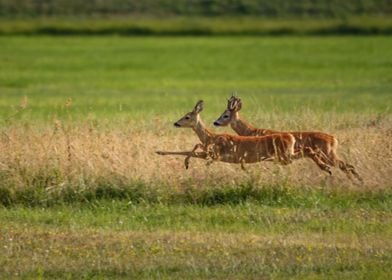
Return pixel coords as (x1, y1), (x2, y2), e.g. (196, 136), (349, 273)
(213, 96), (362, 181)
(156, 100), (297, 170)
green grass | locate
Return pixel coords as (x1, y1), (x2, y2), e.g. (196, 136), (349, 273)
(0, 35), (391, 122)
(1, 184), (391, 278)
(2, 193), (392, 233)
(1, 196), (391, 278)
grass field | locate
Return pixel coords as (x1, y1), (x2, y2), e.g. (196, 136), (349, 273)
(1, 36), (391, 120)
(0, 35), (391, 278)
(2, 198), (391, 278)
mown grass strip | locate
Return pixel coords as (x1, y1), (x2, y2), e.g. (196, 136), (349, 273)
(1, 225), (391, 279)
(1, 201), (391, 235)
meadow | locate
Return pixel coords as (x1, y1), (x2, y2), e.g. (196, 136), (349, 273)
(0, 35), (391, 278)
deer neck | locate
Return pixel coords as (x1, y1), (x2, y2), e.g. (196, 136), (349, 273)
(193, 117), (213, 144)
(230, 112), (257, 136)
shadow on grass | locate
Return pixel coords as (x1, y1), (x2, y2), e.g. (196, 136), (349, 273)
(2, 24), (392, 36)
(0, 181), (390, 209)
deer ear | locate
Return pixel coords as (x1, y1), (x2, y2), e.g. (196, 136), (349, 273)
(230, 96), (241, 111)
(194, 100), (204, 113)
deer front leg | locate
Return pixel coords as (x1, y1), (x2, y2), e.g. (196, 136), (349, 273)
(156, 151), (194, 156)
(184, 143), (207, 169)
(156, 149), (208, 169)
(189, 143), (205, 154)
(184, 156), (191, 169)
(205, 143), (225, 167)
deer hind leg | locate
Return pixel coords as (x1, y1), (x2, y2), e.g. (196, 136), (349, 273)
(337, 159), (363, 182)
(322, 150), (362, 182)
(311, 154), (332, 175)
(305, 147), (333, 175)
(324, 147), (363, 182)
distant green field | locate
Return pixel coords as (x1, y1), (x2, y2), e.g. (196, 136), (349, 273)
(0, 0), (390, 18)
(0, 36), (391, 122)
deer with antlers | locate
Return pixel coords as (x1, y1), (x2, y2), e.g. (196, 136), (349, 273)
(156, 100), (298, 170)
(213, 96), (362, 181)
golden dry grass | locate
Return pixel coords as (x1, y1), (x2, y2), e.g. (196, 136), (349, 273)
(1, 113), (391, 278)
(0, 112), (391, 194)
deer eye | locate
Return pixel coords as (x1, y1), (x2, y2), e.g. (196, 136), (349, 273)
(224, 115), (229, 119)
(185, 116), (190, 120)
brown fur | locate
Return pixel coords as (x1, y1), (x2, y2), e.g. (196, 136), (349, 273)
(156, 100), (296, 169)
(214, 96), (362, 181)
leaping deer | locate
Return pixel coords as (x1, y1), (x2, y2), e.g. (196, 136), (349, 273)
(156, 100), (297, 170)
(213, 96), (362, 181)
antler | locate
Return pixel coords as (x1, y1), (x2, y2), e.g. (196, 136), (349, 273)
(228, 94), (241, 111)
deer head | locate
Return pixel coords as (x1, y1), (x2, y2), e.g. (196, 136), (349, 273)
(213, 95), (242, 126)
(174, 100), (204, 128)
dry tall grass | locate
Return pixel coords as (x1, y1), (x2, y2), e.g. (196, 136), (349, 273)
(0, 112), (391, 197)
